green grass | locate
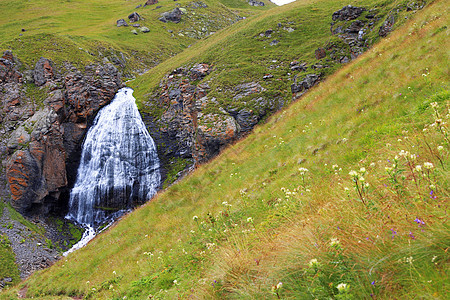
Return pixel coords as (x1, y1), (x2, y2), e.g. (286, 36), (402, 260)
(129, 0), (428, 120)
(0, 234), (20, 288)
(0, 202), (21, 289)
(2, 0), (448, 299)
(0, 0), (271, 72)
(0, 201), (44, 235)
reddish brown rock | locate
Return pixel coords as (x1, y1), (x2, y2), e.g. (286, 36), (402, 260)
(2, 53), (122, 216)
(6, 150), (47, 213)
(33, 57), (55, 86)
(145, 0), (158, 6)
(315, 48), (326, 60)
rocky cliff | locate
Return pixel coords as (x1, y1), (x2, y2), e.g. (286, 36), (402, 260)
(0, 51), (122, 217)
(142, 63), (285, 184)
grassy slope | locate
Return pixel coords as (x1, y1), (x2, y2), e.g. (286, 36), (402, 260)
(130, 0), (422, 110)
(0, 0), (271, 72)
(2, 0), (447, 299)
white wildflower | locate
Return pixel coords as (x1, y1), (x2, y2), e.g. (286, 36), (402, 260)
(423, 162), (434, 169)
(337, 283), (348, 292)
(349, 170), (358, 177)
(308, 258), (318, 267)
(398, 150), (409, 157)
(415, 165), (422, 172)
(193, 215), (198, 221)
(360, 167), (366, 173)
(330, 238), (340, 246)
(298, 167), (309, 175)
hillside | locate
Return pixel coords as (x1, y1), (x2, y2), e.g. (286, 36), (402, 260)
(1, 0), (447, 298)
(0, 0), (270, 283)
(131, 0), (433, 187)
(0, 0), (271, 75)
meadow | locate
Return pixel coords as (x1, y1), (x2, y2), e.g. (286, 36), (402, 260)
(1, 0), (447, 298)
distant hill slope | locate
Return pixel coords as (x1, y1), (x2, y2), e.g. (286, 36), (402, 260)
(0, 0), (271, 75)
(2, 0), (447, 298)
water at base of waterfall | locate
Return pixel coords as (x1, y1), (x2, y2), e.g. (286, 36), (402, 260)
(64, 87), (160, 255)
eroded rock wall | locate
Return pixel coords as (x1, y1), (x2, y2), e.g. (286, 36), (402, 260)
(0, 51), (122, 216)
(143, 64), (285, 183)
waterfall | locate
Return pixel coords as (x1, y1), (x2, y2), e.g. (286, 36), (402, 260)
(65, 87), (160, 254)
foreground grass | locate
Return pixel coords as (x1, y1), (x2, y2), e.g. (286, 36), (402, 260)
(2, 0), (449, 299)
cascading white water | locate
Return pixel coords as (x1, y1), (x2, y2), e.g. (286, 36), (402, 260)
(64, 87), (160, 254)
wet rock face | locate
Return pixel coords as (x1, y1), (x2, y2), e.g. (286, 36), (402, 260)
(1, 51), (122, 216)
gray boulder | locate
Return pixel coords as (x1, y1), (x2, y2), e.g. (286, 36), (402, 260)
(159, 8), (182, 23)
(33, 57), (54, 86)
(128, 12), (141, 23)
(116, 19), (128, 27)
(291, 74), (320, 94)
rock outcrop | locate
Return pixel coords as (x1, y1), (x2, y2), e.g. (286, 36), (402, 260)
(332, 5), (366, 21)
(1, 51), (122, 216)
(143, 64), (284, 183)
(248, 0), (264, 6)
(159, 8), (183, 23)
(291, 74), (320, 97)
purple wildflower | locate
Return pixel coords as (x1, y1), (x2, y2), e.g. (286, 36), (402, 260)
(414, 218), (425, 226)
(371, 281), (376, 285)
(391, 228), (397, 239)
(409, 231), (416, 239)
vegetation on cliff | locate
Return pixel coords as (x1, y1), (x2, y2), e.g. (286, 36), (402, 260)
(1, 0), (447, 298)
